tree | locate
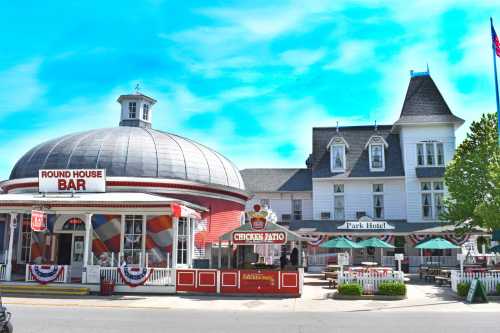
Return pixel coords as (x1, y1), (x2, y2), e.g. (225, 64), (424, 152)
(443, 113), (500, 231)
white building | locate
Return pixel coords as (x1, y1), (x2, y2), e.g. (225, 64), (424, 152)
(241, 71), (484, 272)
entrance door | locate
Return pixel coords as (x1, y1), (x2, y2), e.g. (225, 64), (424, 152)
(57, 234), (72, 265)
(71, 235), (85, 280)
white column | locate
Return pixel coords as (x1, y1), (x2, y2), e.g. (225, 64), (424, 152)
(6, 213), (17, 281)
(190, 218), (195, 267)
(186, 218), (192, 268)
(172, 216), (178, 269)
(82, 213), (92, 284)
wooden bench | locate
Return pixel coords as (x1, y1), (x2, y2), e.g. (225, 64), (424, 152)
(435, 276), (451, 286)
(327, 278), (337, 289)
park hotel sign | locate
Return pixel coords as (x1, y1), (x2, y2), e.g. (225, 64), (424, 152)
(338, 220), (395, 230)
(39, 169), (106, 193)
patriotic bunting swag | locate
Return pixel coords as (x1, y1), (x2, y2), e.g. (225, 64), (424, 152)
(305, 234), (327, 246)
(29, 265), (64, 284)
(118, 266), (153, 287)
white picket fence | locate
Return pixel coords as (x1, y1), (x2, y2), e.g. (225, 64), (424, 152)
(307, 253), (338, 266)
(339, 271), (405, 293)
(100, 267), (175, 286)
(0, 264), (6, 281)
(450, 270), (500, 295)
(25, 265), (71, 283)
(382, 256), (458, 270)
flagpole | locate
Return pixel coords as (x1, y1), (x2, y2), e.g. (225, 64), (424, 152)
(491, 17), (500, 144)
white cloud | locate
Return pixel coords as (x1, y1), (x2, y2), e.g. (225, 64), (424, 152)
(0, 60), (45, 117)
(280, 48), (326, 74)
(324, 40), (375, 73)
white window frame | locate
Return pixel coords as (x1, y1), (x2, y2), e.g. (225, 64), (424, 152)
(260, 198), (270, 208)
(330, 144), (346, 172)
(17, 214), (32, 264)
(123, 215), (144, 265)
(420, 181), (445, 220)
(177, 217), (188, 266)
(372, 184), (384, 220)
(333, 184), (345, 221)
(369, 143), (385, 172)
(128, 102), (137, 119)
(416, 142), (445, 167)
(143, 103), (149, 121)
(292, 199), (302, 221)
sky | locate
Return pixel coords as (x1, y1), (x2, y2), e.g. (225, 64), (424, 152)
(1, 0), (499, 180)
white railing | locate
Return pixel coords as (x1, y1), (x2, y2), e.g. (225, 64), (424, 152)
(339, 271), (405, 293)
(25, 265), (71, 283)
(0, 264), (6, 281)
(307, 253), (338, 266)
(99, 267), (175, 286)
(382, 256), (458, 268)
(451, 270), (500, 295)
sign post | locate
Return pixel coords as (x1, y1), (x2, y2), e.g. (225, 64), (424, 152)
(395, 253), (404, 272)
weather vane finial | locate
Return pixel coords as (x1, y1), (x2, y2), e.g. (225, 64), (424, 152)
(134, 83), (141, 94)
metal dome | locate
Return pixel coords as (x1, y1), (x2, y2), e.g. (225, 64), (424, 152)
(10, 126), (245, 191)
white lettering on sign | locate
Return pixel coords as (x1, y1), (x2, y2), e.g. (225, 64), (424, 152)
(39, 169), (106, 193)
(337, 221), (395, 230)
(232, 231), (287, 244)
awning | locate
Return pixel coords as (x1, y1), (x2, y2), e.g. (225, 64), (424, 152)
(0, 192), (207, 217)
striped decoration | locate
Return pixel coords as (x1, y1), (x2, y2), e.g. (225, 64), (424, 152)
(304, 234), (327, 246)
(379, 235), (394, 244)
(408, 233), (470, 246)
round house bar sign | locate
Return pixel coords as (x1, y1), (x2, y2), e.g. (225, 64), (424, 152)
(39, 169), (106, 193)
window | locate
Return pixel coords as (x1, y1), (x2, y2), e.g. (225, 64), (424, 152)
(372, 184), (384, 219)
(292, 199), (302, 220)
(417, 142), (444, 166)
(143, 104), (149, 121)
(370, 144), (384, 170)
(62, 218), (85, 231)
(421, 181), (445, 220)
(123, 215), (143, 265)
(320, 212), (331, 220)
(260, 198), (270, 208)
(177, 218), (188, 266)
(331, 145), (345, 171)
(333, 184), (345, 220)
(128, 102), (137, 119)
(281, 214), (291, 222)
(20, 214), (32, 263)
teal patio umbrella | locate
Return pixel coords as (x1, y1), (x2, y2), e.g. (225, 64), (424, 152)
(320, 237), (362, 265)
(358, 237), (394, 266)
(415, 237), (460, 266)
(320, 237), (363, 249)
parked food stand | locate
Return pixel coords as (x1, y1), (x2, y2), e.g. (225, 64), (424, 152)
(176, 204), (306, 296)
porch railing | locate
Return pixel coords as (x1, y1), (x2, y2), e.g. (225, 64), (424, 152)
(381, 256), (458, 268)
(451, 270), (500, 295)
(25, 265), (71, 283)
(339, 271), (405, 293)
(307, 253), (338, 266)
(100, 267), (175, 286)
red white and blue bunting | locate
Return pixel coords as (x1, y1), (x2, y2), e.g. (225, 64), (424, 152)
(408, 234), (470, 246)
(118, 266), (153, 287)
(379, 235), (394, 244)
(305, 235), (327, 246)
(29, 265), (64, 284)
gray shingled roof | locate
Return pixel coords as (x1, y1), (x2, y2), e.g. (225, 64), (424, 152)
(395, 74), (464, 126)
(311, 125), (405, 178)
(10, 126), (245, 190)
(240, 168), (312, 192)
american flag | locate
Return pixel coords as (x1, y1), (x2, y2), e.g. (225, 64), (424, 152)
(492, 20), (500, 57)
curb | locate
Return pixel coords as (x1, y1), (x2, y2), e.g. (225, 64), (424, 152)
(333, 293), (407, 301)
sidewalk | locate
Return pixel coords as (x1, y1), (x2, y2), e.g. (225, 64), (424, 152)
(2, 274), (499, 313)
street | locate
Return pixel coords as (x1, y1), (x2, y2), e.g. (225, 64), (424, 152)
(8, 304), (499, 333)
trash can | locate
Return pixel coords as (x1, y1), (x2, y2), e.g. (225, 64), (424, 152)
(100, 279), (115, 296)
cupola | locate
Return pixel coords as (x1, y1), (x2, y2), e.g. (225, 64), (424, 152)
(117, 92), (157, 129)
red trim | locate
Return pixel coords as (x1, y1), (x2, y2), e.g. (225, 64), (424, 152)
(3, 180), (249, 201)
(0, 203), (175, 209)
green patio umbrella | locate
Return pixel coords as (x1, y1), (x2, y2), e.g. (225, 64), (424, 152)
(415, 237), (460, 266)
(320, 237), (363, 249)
(358, 237), (395, 249)
(415, 237), (460, 249)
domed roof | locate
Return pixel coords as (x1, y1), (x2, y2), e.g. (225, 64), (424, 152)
(10, 126), (245, 191)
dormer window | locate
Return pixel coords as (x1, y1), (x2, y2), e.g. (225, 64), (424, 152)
(128, 102), (137, 119)
(143, 104), (149, 121)
(327, 136), (349, 172)
(365, 135), (388, 172)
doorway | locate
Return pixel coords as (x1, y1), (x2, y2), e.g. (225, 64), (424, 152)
(57, 234), (72, 265)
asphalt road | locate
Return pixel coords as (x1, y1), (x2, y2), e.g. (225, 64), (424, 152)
(8, 305), (497, 333)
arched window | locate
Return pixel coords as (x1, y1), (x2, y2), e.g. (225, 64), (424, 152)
(62, 218), (85, 231)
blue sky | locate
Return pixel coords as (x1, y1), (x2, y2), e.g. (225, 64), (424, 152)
(1, 1), (499, 180)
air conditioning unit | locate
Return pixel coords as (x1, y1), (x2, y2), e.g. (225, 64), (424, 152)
(320, 212), (331, 220)
(356, 211), (367, 219)
(281, 214), (292, 222)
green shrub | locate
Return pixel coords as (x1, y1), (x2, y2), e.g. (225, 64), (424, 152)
(496, 283), (500, 296)
(338, 283), (363, 296)
(457, 282), (470, 297)
(377, 282), (406, 296)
